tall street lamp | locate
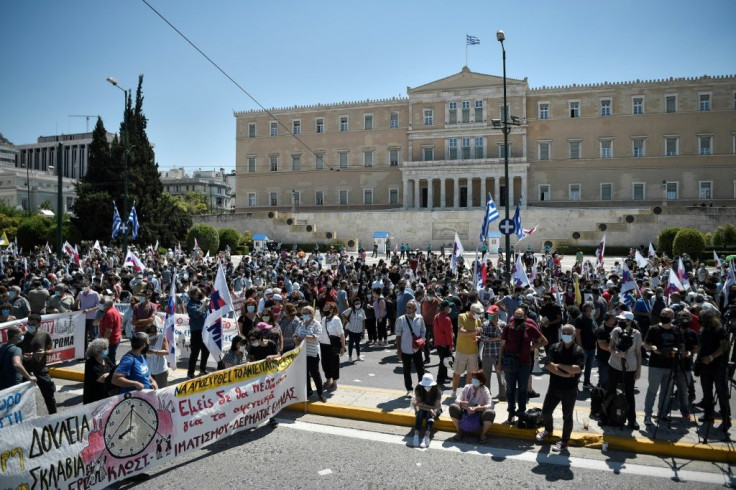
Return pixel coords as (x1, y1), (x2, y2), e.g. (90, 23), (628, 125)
(22, 160), (31, 214)
(106, 76), (130, 258)
(49, 142), (64, 260)
(495, 30), (521, 274)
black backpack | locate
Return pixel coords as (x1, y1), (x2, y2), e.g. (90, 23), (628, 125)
(590, 386), (606, 417)
(517, 408), (543, 429)
(601, 388), (628, 427)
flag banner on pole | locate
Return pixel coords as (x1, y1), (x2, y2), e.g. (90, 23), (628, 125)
(513, 199), (523, 239)
(128, 203), (139, 240)
(722, 262), (735, 304)
(574, 274), (582, 306)
(203, 264), (234, 358)
(713, 250), (722, 269)
(163, 278), (178, 367)
(648, 242), (657, 258)
(517, 225), (538, 242)
(511, 253), (530, 287)
(479, 194), (500, 242)
(450, 232), (465, 272)
(93, 240), (102, 252)
(0, 231), (8, 246)
(124, 250), (145, 272)
(634, 250), (649, 268)
(112, 202), (122, 238)
(677, 257), (691, 291)
(666, 268), (684, 297)
(595, 234), (606, 268)
(466, 34), (480, 45)
(620, 262), (638, 294)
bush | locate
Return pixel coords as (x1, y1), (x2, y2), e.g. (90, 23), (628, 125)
(218, 228), (241, 252)
(672, 228), (705, 258)
(186, 224), (219, 253)
(234, 246), (249, 255)
(16, 216), (52, 251)
(713, 224), (736, 248)
(657, 227), (681, 256)
(47, 218), (81, 247)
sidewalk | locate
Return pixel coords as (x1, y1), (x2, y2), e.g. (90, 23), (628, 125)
(49, 361), (735, 464)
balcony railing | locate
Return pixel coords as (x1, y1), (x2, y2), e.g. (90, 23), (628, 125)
(403, 156), (527, 168)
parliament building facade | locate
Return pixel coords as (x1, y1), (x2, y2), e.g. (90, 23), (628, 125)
(234, 68), (736, 214)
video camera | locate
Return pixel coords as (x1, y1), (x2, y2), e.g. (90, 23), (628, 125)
(615, 327), (634, 352)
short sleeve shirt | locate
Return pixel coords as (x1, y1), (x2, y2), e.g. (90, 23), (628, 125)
(0, 344), (23, 389)
(115, 353), (151, 394)
(501, 321), (543, 366)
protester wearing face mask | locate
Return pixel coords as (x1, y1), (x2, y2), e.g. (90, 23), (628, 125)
(223, 335), (247, 368)
(186, 286), (210, 379)
(451, 303), (484, 399)
(97, 297), (122, 364)
(46, 284), (73, 314)
(75, 283), (101, 345)
(319, 302), (345, 391)
(279, 303), (302, 353)
(395, 299), (426, 397)
(643, 308), (685, 426)
(0, 301), (16, 323)
(341, 299), (366, 361)
(132, 288), (157, 334)
(9, 286), (30, 322)
(536, 324), (584, 452)
(607, 312), (643, 429)
(112, 332), (157, 394)
(0, 326), (36, 390)
(83, 338), (114, 404)
(295, 306), (326, 402)
(238, 298), (259, 337)
(448, 370), (496, 444)
(20, 313), (57, 414)
(145, 325), (170, 389)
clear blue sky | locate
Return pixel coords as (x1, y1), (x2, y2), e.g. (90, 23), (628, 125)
(1, 0), (734, 172)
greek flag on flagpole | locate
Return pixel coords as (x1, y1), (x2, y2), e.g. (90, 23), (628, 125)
(513, 199), (523, 239)
(128, 204), (139, 240)
(112, 202), (122, 238)
(479, 194), (500, 242)
(203, 264), (233, 358)
(466, 35), (480, 45)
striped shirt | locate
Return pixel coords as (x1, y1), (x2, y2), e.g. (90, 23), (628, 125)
(296, 319), (322, 357)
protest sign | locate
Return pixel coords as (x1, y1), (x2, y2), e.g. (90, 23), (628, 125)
(0, 312), (86, 364)
(0, 382), (37, 431)
(0, 345), (306, 489)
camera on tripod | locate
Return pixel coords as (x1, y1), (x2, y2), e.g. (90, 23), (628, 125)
(616, 327), (634, 352)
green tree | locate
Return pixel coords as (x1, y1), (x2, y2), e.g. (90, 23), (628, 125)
(149, 194), (192, 248)
(16, 216), (52, 250)
(179, 191), (209, 215)
(39, 200), (52, 210)
(218, 228), (241, 251)
(657, 227), (681, 256)
(712, 224), (736, 248)
(186, 224), (219, 253)
(47, 215), (81, 247)
(673, 229), (706, 258)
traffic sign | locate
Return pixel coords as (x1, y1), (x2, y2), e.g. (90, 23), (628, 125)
(499, 218), (516, 235)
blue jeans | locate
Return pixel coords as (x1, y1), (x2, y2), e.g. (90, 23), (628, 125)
(414, 408), (441, 431)
(583, 349), (595, 385)
(502, 355), (532, 416)
(597, 360), (609, 389)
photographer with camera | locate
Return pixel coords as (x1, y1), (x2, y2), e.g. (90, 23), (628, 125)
(676, 310), (699, 419)
(695, 309), (731, 434)
(643, 308), (686, 426)
(606, 312), (642, 429)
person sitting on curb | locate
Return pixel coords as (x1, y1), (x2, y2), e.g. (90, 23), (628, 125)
(448, 370), (496, 443)
(411, 373), (442, 449)
(536, 324), (584, 452)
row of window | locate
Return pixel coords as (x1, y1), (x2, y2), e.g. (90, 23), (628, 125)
(251, 112), (401, 138)
(247, 188), (401, 207)
(164, 184), (226, 194)
(247, 149), (402, 172)
(537, 134), (720, 160)
(540, 181), (718, 202)
(538, 92), (736, 119)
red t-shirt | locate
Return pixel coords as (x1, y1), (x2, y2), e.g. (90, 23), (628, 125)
(99, 307), (122, 345)
(433, 312), (454, 348)
(501, 320), (543, 365)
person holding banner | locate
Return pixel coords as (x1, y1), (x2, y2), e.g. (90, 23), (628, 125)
(295, 306), (326, 402)
(223, 335), (247, 368)
(0, 326), (36, 389)
(83, 338), (114, 404)
(186, 287), (210, 379)
(20, 313), (57, 414)
(113, 332), (157, 394)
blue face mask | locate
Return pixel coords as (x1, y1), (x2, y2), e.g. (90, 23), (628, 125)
(26, 326), (37, 334)
(1, 309), (9, 316)
(8, 291), (16, 299)
(561, 334), (574, 344)
(16, 335), (24, 344)
(471, 379), (481, 388)
(247, 305), (256, 313)
(301, 314), (311, 322)
(101, 350), (109, 357)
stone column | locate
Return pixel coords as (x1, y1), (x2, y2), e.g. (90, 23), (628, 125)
(453, 178), (460, 208)
(414, 179), (421, 208)
(521, 174), (528, 207)
(403, 179), (411, 209)
(508, 176), (515, 205)
(440, 179), (446, 209)
(467, 177), (474, 208)
(480, 177), (487, 204)
(427, 178), (434, 209)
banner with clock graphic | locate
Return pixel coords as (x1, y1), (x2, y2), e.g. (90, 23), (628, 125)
(0, 343), (307, 489)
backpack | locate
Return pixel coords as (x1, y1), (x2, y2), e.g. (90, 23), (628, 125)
(517, 408), (543, 429)
(601, 388), (628, 427)
(590, 386), (606, 417)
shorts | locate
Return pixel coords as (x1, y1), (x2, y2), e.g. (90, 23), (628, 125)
(454, 352), (479, 374)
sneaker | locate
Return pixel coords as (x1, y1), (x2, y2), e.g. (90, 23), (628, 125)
(628, 421), (640, 430)
(644, 415), (654, 425)
(348, 355), (353, 361)
(318, 394), (327, 403)
(693, 400), (706, 408)
(450, 390), (457, 399)
(406, 390), (413, 397)
(358, 355), (365, 361)
(528, 390), (540, 399)
(535, 430), (550, 442)
(412, 434), (420, 447)
(582, 383), (594, 390)
(552, 441), (568, 452)
(420, 436), (430, 448)
(505, 415), (516, 425)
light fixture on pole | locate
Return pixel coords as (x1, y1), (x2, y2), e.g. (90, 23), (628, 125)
(48, 143), (63, 260)
(22, 160), (31, 214)
(107, 76), (131, 258)
(496, 30), (521, 274)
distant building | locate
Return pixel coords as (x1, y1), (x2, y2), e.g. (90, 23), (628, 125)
(160, 167), (233, 213)
(0, 167), (77, 214)
(234, 67), (735, 211)
(14, 131), (115, 179)
(0, 133), (18, 167)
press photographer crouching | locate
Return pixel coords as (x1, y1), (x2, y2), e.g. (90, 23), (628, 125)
(695, 309), (731, 434)
(606, 312), (642, 429)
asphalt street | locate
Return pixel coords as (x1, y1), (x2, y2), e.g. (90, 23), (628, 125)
(101, 412), (732, 489)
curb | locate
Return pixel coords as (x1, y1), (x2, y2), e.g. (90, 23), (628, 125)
(287, 401), (736, 464)
(49, 367), (84, 383)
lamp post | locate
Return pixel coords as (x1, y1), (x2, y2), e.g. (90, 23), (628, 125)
(106, 76), (130, 258)
(49, 143), (63, 260)
(23, 161), (31, 214)
(495, 30), (521, 274)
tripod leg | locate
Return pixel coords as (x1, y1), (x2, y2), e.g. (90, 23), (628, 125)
(653, 365), (676, 439)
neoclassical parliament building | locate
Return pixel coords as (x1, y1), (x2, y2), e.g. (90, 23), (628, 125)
(234, 67), (735, 214)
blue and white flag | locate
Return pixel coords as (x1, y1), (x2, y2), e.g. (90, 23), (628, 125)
(595, 234), (606, 268)
(620, 262), (638, 294)
(511, 253), (530, 287)
(466, 35), (480, 45)
(128, 204), (139, 240)
(513, 199), (523, 239)
(112, 202), (123, 238)
(202, 264), (233, 359)
(479, 194), (500, 242)
(163, 277), (178, 367)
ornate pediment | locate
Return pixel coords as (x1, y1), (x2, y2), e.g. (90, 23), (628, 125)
(408, 66), (527, 94)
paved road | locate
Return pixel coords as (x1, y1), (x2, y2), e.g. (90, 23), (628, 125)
(104, 412), (731, 489)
